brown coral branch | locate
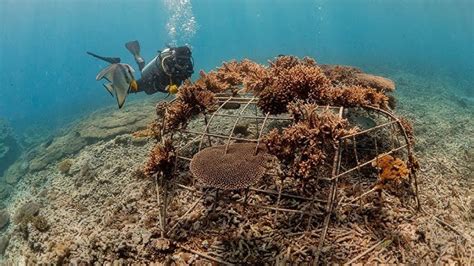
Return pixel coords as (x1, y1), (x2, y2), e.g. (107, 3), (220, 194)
(163, 82), (218, 131)
(144, 138), (176, 179)
(263, 102), (357, 180)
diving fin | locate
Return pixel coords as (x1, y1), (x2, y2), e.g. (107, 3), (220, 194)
(125, 40), (145, 71)
(87, 51), (121, 64)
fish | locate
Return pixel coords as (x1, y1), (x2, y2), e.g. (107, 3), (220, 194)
(95, 63), (138, 108)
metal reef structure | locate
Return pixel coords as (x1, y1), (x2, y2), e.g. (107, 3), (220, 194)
(156, 91), (420, 264)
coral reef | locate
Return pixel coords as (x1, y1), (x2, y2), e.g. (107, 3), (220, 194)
(0, 119), (21, 177)
(258, 56), (331, 114)
(354, 73), (396, 92)
(0, 185), (12, 200)
(308, 84), (389, 109)
(195, 60), (270, 94)
(320, 64), (396, 92)
(27, 100), (156, 172)
(3, 160), (29, 185)
(0, 235), (9, 256)
(30, 215), (50, 232)
(160, 55), (394, 133)
(190, 143), (269, 190)
(263, 102), (357, 179)
(2, 69), (471, 264)
(58, 159), (73, 174)
(144, 138), (176, 179)
(372, 154), (410, 190)
(192, 56), (391, 114)
(13, 202), (41, 224)
(0, 210), (9, 230)
(163, 82), (218, 131)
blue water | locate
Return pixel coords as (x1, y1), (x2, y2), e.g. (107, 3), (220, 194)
(0, 0), (473, 133)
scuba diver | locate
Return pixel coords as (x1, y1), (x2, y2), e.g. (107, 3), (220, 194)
(87, 40), (194, 108)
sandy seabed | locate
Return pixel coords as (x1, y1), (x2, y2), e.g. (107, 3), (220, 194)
(0, 72), (472, 264)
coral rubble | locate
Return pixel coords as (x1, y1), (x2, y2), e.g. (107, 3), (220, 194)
(57, 159), (73, 174)
(0, 210), (10, 230)
(13, 202), (41, 225)
(0, 119), (21, 177)
(0, 235), (9, 256)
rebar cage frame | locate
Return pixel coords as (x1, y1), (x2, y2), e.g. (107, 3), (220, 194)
(160, 92), (420, 263)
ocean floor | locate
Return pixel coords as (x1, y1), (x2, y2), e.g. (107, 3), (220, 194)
(0, 72), (472, 264)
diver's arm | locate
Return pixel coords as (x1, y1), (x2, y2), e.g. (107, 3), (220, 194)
(132, 77), (168, 95)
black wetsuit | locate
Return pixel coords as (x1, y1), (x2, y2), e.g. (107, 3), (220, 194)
(133, 46), (194, 94)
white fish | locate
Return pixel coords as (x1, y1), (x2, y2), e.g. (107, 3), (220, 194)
(96, 63), (138, 108)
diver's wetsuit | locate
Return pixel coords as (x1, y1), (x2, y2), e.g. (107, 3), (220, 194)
(132, 46), (194, 94)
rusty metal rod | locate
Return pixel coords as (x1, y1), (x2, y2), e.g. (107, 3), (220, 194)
(248, 204), (323, 216)
(184, 130), (259, 143)
(213, 113), (293, 121)
(177, 156), (192, 161)
(254, 112), (270, 155)
(340, 120), (397, 140)
(198, 97), (233, 151)
(225, 97), (255, 153)
(315, 139), (342, 263)
(249, 188), (327, 203)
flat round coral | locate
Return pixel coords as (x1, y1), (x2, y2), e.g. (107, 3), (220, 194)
(190, 143), (269, 190)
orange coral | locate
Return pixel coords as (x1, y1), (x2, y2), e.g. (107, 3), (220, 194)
(164, 56), (392, 116)
(372, 154), (410, 190)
